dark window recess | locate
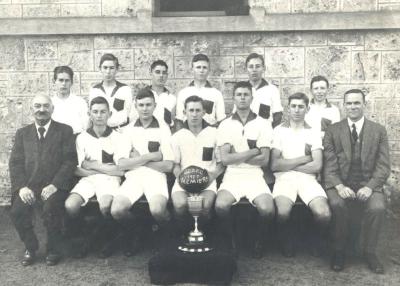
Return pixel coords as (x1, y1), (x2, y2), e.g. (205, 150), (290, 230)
(155, 0), (249, 16)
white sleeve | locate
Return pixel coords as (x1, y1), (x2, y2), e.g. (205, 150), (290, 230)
(215, 90), (226, 122)
(257, 121), (273, 149)
(170, 133), (181, 164)
(76, 134), (86, 167)
(332, 106), (341, 124)
(108, 86), (133, 127)
(216, 120), (230, 147)
(271, 127), (282, 151)
(114, 132), (132, 162)
(160, 127), (174, 161)
(79, 98), (89, 132)
(175, 90), (185, 122)
(271, 86), (283, 113)
(310, 129), (323, 151)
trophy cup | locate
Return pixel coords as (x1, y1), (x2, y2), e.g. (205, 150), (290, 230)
(178, 166), (213, 253)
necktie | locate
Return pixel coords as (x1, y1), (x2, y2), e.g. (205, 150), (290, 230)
(38, 127), (45, 143)
(351, 123), (358, 142)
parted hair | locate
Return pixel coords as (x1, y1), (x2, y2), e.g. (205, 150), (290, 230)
(310, 75), (329, 89)
(53, 66), (74, 83)
(90, 96), (110, 110)
(136, 88), (155, 101)
(233, 81), (253, 95)
(344, 89), (366, 102)
(288, 92), (310, 106)
(184, 95), (204, 109)
(151, 60), (168, 71)
(192, 53), (210, 65)
(245, 53), (265, 67)
(99, 53), (120, 68)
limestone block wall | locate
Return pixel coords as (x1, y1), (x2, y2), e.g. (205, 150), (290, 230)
(0, 1), (399, 204)
(1, 30), (400, 204)
(1, 0), (400, 19)
(249, 0), (400, 13)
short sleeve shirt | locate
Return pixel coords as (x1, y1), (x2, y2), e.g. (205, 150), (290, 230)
(51, 93), (88, 134)
(89, 81), (133, 128)
(129, 86), (176, 127)
(115, 117), (174, 174)
(305, 100), (341, 138)
(217, 111), (273, 171)
(232, 79), (283, 123)
(76, 126), (122, 167)
(176, 81), (225, 125)
(171, 121), (218, 172)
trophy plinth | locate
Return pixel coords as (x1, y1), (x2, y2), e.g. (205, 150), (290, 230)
(178, 194), (212, 253)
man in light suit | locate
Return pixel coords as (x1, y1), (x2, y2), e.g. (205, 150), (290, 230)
(323, 89), (390, 274)
(9, 94), (77, 266)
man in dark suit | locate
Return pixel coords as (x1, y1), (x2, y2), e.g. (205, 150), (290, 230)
(9, 94), (77, 266)
(323, 89), (390, 274)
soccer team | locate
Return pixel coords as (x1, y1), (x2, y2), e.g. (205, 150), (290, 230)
(8, 52), (390, 275)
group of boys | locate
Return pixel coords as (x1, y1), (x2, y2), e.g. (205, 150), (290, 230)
(8, 52), (390, 276)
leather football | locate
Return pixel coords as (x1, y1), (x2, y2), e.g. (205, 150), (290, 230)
(178, 165), (210, 194)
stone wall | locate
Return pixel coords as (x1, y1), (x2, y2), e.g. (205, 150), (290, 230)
(1, 30), (400, 204)
(1, 0), (400, 19)
(0, 1), (399, 204)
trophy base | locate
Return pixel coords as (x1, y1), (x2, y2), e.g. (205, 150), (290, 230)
(178, 231), (213, 253)
(178, 244), (213, 253)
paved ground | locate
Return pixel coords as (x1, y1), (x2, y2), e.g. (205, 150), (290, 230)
(1, 206), (400, 286)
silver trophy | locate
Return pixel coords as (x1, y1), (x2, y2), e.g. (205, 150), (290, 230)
(178, 194), (212, 253)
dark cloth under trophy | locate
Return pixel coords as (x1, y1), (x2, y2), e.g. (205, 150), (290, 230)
(177, 165), (212, 252)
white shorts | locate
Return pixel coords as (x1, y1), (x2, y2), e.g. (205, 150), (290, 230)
(218, 168), (272, 204)
(71, 174), (121, 206)
(117, 167), (169, 205)
(171, 179), (217, 194)
(273, 171), (327, 205)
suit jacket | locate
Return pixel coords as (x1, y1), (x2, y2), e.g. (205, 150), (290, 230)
(323, 118), (390, 191)
(8, 120), (77, 200)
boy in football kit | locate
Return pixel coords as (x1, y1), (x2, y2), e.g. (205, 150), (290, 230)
(271, 92), (331, 257)
(65, 96), (124, 258)
(130, 60), (176, 129)
(111, 88), (175, 252)
(171, 95), (225, 238)
(89, 53), (133, 129)
(51, 66), (88, 135)
(244, 53), (283, 128)
(175, 54), (225, 130)
(215, 81), (275, 258)
(305, 75), (341, 138)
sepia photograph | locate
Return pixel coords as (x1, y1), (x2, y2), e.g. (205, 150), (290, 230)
(0, 0), (399, 285)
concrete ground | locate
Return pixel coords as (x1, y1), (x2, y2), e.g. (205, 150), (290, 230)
(1, 206), (400, 286)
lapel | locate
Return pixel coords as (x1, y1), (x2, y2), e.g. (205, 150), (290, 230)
(42, 121), (57, 153)
(339, 120), (352, 161)
(360, 119), (372, 165)
(28, 124), (40, 158)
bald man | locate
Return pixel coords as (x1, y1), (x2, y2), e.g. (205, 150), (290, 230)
(9, 95), (77, 266)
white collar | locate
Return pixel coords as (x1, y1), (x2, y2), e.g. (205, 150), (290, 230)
(347, 116), (364, 135)
(35, 120), (52, 138)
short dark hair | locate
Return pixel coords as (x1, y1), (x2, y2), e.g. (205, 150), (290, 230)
(99, 53), (119, 68)
(233, 81), (253, 95)
(192, 53), (210, 65)
(136, 88), (155, 101)
(184, 95), (204, 109)
(245, 53), (265, 67)
(150, 60), (168, 71)
(90, 96), (109, 110)
(53, 66), (74, 83)
(344, 89), (366, 102)
(288, 92), (309, 106)
(310, 75), (329, 89)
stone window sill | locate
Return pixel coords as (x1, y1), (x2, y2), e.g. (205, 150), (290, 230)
(0, 11), (399, 35)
